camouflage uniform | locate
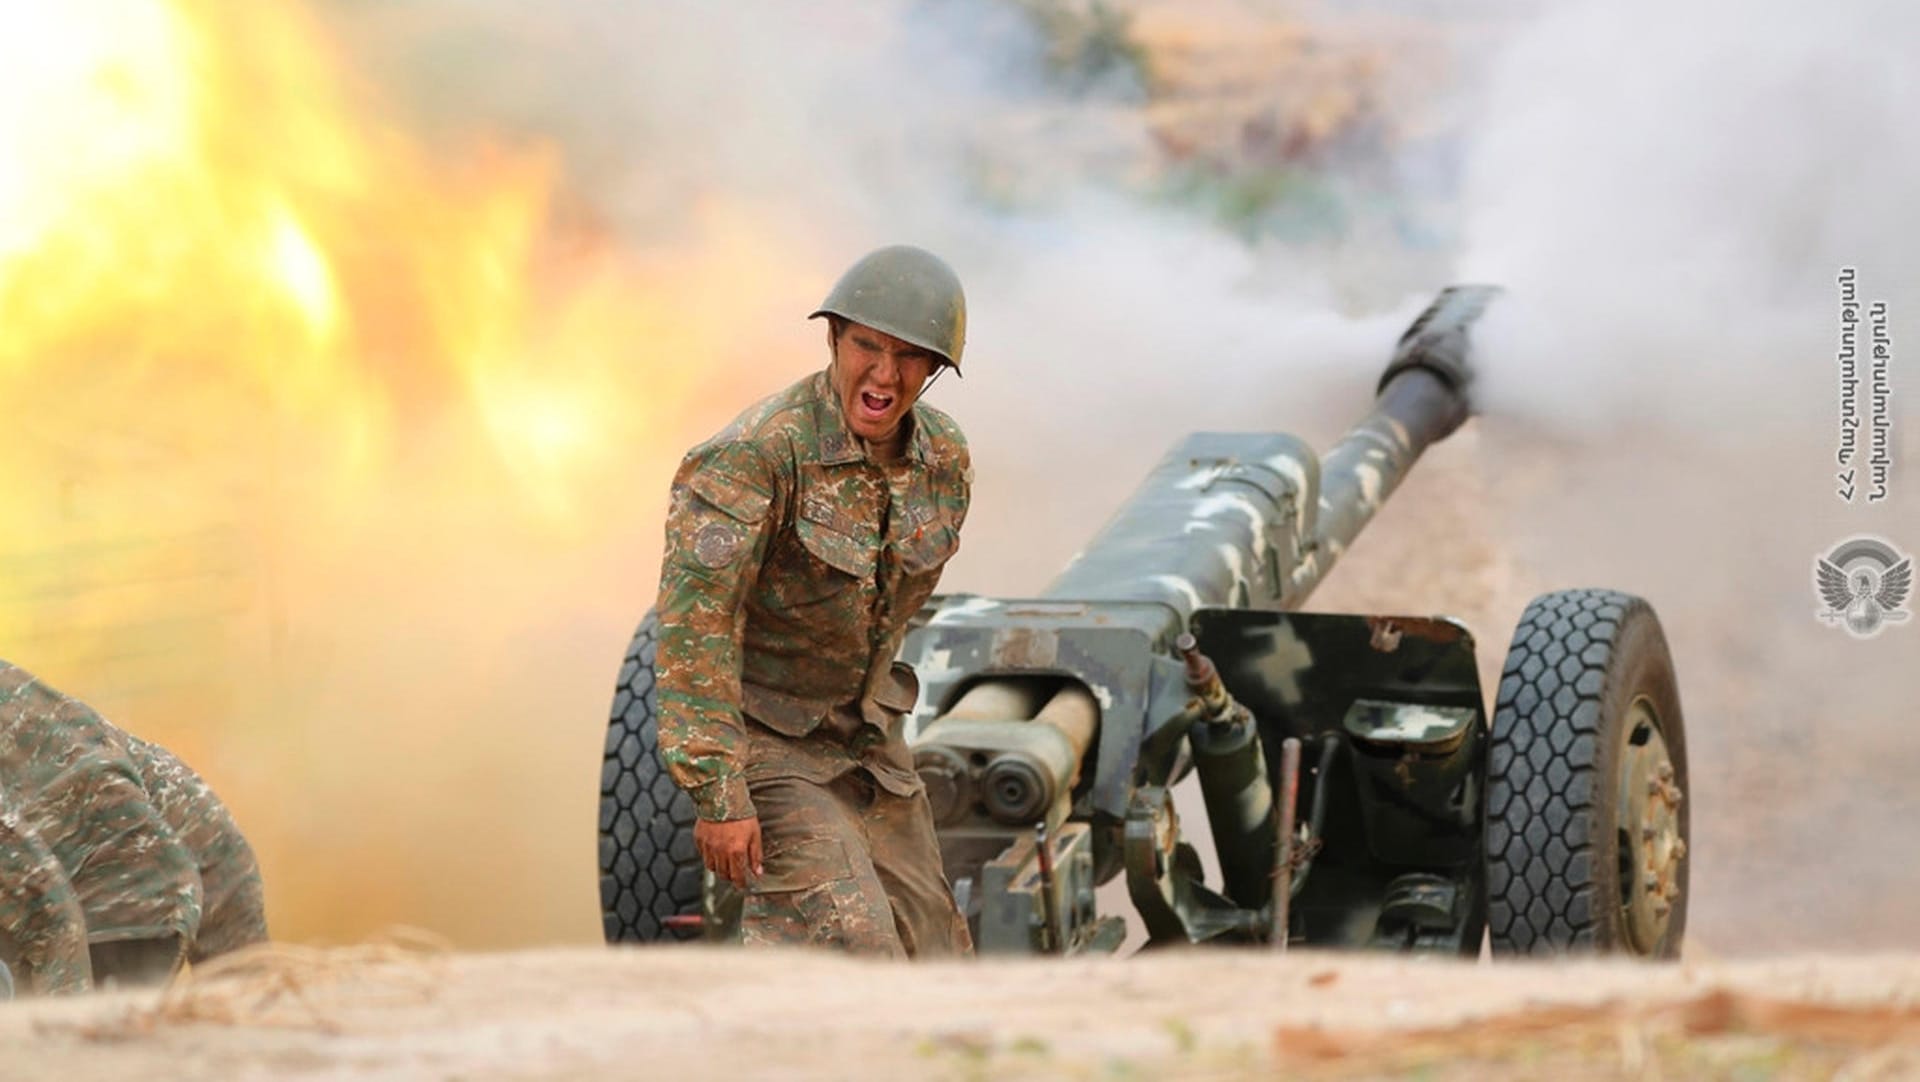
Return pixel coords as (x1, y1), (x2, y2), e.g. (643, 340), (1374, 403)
(0, 789), (88, 995)
(656, 369), (972, 956)
(0, 661), (268, 994)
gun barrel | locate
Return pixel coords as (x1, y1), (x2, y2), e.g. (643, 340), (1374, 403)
(1313, 370), (1458, 558)
(1042, 285), (1499, 616)
(1288, 285), (1497, 601)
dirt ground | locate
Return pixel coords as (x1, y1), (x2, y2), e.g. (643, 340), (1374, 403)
(6, 946), (1920, 1080)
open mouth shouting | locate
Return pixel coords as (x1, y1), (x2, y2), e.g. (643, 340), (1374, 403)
(857, 389), (896, 423)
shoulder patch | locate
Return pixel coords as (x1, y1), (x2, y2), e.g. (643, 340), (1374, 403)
(693, 521), (747, 568)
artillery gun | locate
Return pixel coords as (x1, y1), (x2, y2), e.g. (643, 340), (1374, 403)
(600, 286), (1691, 957)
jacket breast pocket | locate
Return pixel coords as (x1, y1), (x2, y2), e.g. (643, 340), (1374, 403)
(794, 513), (878, 580)
(900, 521), (959, 577)
(893, 521), (960, 621)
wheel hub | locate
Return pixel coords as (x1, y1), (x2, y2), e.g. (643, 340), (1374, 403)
(1617, 697), (1684, 954)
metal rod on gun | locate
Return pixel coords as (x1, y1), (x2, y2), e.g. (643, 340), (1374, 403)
(1271, 737), (1302, 951)
(1035, 822), (1064, 954)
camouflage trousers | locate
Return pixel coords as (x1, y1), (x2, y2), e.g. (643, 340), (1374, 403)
(741, 770), (972, 958)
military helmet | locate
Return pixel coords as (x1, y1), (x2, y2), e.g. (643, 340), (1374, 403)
(810, 245), (967, 371)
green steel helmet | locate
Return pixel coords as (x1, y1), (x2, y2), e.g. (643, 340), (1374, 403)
(810, 245), (967, 371)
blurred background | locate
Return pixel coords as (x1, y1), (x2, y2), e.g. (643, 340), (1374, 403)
(0, 0), (1912, 954)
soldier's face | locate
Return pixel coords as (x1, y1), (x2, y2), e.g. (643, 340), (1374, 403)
(828, 321), (939, 443)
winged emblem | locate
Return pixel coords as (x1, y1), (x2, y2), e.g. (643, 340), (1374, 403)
(1817, 551), (1911, 636)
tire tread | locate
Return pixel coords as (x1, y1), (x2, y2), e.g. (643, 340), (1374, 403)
(598, 611), (704, 942)
(1486, 589), (1644, 955)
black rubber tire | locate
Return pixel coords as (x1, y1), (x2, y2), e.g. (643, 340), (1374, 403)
(1485, 589), (1690, 957)
(599, 610), (705, 942)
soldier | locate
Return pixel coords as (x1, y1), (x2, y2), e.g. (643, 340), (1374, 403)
(0, 660), (268, 995)
(654, 245), (974, 956)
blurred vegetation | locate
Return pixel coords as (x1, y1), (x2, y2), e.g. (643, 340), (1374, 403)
(1157, 164), (1352, 244)
(1008, 0), (1151, 97)
(969, 0), (1448, 250)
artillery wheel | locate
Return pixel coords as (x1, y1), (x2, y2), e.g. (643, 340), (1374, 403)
(1485, 590), (1689, 957)
(599, 609), (705, 942)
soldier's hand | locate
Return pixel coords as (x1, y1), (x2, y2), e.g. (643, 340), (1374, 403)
(694, 816), (763, 888)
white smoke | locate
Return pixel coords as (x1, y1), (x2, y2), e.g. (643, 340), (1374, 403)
(299, 0), (1919, 952)
(1447, 0), (1920, 952)
(1460, 0), (1920, 438)
(327, 0), (1437, 594)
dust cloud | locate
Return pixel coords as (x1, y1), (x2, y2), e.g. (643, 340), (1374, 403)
(5, 0), (1910, 957)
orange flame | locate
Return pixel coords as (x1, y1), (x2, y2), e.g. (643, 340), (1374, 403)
(0, 1), (672, 503)
(0, 0), (820, 945)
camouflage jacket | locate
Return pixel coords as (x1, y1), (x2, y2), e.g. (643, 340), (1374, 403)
(0, 661), (267, 994)
(655, 369), (970, 821)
